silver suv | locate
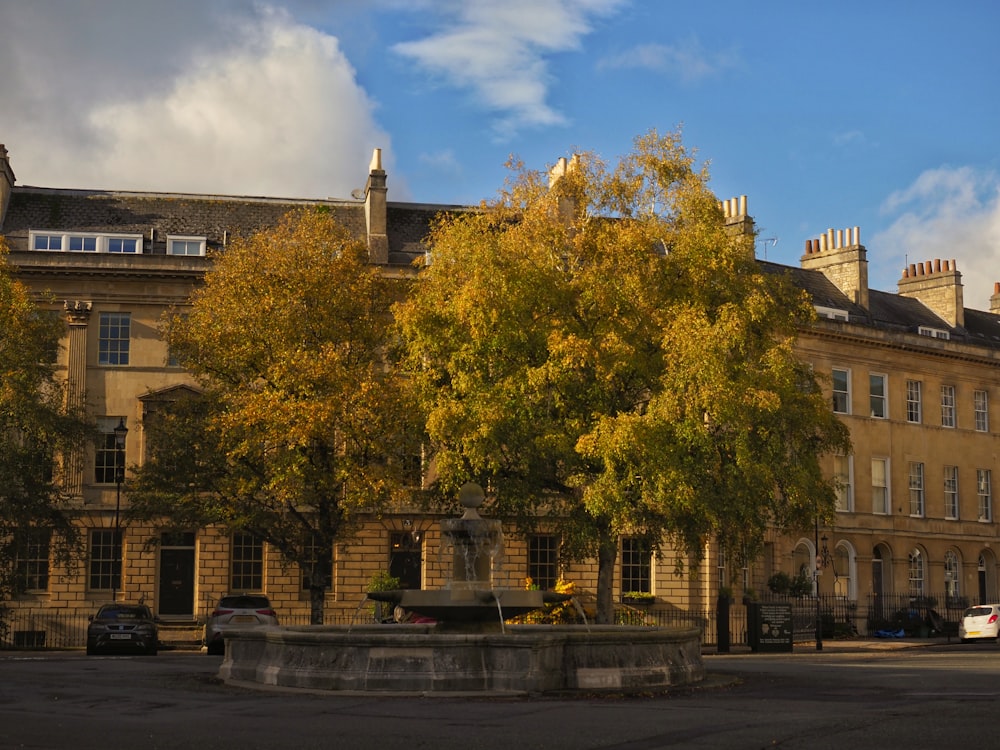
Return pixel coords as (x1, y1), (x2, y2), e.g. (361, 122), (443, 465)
(204, 593), (279, 654)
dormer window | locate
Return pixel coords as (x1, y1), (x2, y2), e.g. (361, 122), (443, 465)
(69, 236), (97, 252)
(107, 237), (138, 253)
(30, 231), (142, 254)
(815, 305), (849, 322)
(167, 236), (206, 256)
(918, 325), (950, 340)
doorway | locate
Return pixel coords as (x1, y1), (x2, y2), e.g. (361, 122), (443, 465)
(158, 532), (195, 618)
(389, 532), (422, 590)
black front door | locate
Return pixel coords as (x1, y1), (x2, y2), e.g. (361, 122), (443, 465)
(158, 533), (195, 617)
(389, 532), (422, 589)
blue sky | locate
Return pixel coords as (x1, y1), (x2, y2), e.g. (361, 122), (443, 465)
(3, 1), (1000, 308)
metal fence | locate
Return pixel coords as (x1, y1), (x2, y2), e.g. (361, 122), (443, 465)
(0, 608), (386, 650)
(0, 593), (973, 650)
(0, 610), (91, 650)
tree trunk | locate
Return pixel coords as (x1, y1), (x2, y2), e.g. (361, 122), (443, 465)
(594, 539), (617, 624)
(309, 584), (325, 625)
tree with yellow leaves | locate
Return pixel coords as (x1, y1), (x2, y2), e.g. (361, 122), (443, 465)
(128, 209), (423, 624)
(395, 130), (850, 623)
(0, 238), (89, 616)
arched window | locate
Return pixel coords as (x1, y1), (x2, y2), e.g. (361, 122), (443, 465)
(833, 541), (857, 600)
(944, 550), (961, 603)
(908, 548), (925, 597)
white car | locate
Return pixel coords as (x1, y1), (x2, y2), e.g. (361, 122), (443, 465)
(959, 604), (1000, 642)
(204, 593), (279, 654)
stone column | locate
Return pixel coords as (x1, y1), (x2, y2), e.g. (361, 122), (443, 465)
(63, 300), (92, 498)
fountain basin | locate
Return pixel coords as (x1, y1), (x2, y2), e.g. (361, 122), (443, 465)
(218, 624), (704, 695)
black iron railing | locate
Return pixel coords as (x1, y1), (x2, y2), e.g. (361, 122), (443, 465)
(0, 592), (975, 650)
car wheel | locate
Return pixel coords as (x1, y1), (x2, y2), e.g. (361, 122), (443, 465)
(86, 643), (96, 655)
(207, 642), (223, 655)
(147, 645), (158, 656)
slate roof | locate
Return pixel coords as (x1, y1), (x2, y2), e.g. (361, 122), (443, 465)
(1, 186), (461, 266)
(760, 259), (1000, 353)
(6, 183), (1000, 352)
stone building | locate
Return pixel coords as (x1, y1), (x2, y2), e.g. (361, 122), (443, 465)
(2, 141), (999, 637)
(779, 233), (1000, 615)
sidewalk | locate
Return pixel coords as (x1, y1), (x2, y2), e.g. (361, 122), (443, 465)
(703, 636), (952, 655)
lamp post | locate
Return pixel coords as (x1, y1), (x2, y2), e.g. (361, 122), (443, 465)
(814, 520), (830, 651)
(112, 417), (128, 602)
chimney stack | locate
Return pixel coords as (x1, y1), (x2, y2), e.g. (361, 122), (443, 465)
(364, 147), (388, 264)
(800, 226), (869, 310)
(898, 258), (964, 328)
(990, 282), (1000, 315)
(548, 154), (580, 225)
(718, 195), (754, 238)
(0, 144), (15, 228)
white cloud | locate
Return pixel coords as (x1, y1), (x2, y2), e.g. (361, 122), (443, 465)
(0, 2), (390, 199)
(832, 130), (868, 148)
(391, 0), (626, 138)
(596, 37), (739, 83)
(872, 166), (1000, 311)
(418, 149), (462, 176)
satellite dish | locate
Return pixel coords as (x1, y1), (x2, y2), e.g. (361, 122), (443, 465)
(351, 188), (365, 200)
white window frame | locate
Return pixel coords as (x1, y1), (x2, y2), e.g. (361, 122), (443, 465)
(869, 373), (887, 419)
(832, 368), (851, 414)
(906, 380), (922, 423)
(94, 416), (127, 485)
(908, 548), (925, 597)
(944, 550), (961, 602)
(30, 230), (142, 254)
(833, 454), (853, 512)
(909, 461), (925, 517)
(944, 465), (959, 520)
(815, 305), (849, 322)
(872, 457), (890, 515)
(918, 325), (950, 340)
(975, 390), (989, 432)
(98, 312), (131, 366)
(167, 235), (207, 257)
(941, 385), (956, 428)
(68, 235), (97, 252)
(978, 469), (992, 522)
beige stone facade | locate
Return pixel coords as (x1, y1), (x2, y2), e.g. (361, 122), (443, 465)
(762, 230), (1000, 624)
(3, 143), (999, 636)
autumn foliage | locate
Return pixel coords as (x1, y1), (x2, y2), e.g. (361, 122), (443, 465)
(395, 130), (850, 622)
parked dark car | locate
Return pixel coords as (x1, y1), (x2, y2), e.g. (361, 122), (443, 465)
(86, 602), (159, 655)
(204, 593), (279, 655)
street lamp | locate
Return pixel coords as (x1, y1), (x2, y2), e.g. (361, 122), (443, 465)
(814, 521), (830, 651)
(112, 417), (128, 602)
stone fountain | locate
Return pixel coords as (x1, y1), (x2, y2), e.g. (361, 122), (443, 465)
(366, 482), (572, 630)
(219, 483), (704, 694)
